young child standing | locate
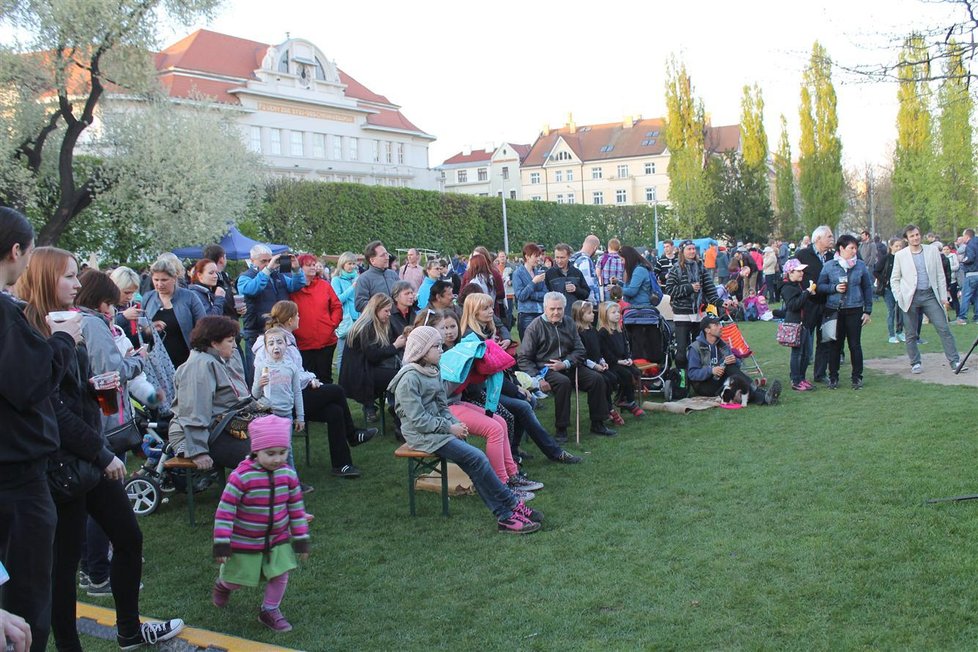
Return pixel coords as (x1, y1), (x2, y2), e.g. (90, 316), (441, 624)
(388, 326), (543, 534)
(572, 300), (624, 425)
(253, 327), (305, 471)
(212, 415), (310, 632)
(779, 259), (817, 391)
(597, 301), (644, 417)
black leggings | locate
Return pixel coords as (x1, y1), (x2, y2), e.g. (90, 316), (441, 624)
(302, 383), (356, 468)
(608, 364), (640, 403)
(829, 307), (864, 382)
(300, 346), (337, 385)
(673, 320), (701, 371)
(52, 477), (144, 651)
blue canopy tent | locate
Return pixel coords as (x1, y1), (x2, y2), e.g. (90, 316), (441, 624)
(171, 226), (289, 261)
(655, 237), (719, 256)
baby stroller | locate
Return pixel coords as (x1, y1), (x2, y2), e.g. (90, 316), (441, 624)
(719, 312), (766, 386)
(124, 399), (249, 523)
(622, 306), (678, 401)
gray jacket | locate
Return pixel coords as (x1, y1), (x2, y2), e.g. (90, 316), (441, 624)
(168, 348), (250, 457)
(79, 309), (143, 433)
(516, 315), (586, 378)
(143, 287), (206, 350)
(388, 362), (459, 454)
(354, 265), (399, 312)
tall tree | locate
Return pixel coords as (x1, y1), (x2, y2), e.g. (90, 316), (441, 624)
(773, 114), (798, 240)
(737, 83), (772, 235)
(705, 152), (772, 243)
(935, 40), (976, 238)
(0, 0), (261, 250)
(664, 55), (712, 235)
(892, 34), (939, 231)
(798, 41), (846, 234)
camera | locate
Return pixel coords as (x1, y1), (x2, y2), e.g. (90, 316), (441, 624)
(279, 256), (292, 274)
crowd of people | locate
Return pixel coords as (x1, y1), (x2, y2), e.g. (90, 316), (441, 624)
(3, 202), (977, 648)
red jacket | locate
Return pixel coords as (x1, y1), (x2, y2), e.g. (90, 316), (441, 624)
(291, 277), (343, 350)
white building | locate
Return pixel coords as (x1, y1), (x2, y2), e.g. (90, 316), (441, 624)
(438, 143), (531, 198)
(152, 29), (438, 189)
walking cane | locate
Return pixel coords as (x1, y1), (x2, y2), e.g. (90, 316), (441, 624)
(956, 333), (978, 374)
(574, 366), (581, 446)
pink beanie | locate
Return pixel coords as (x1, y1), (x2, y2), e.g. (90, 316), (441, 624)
(249, 415), (292, 452)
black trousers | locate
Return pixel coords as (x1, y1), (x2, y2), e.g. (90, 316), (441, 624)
(0, 461), (56, 652)
(691, 366), (766, 404)
(673, 320), (701, 371)
(302, 383), (355, 469)
(546, 367), (609, 430)
(608, 364), (640, 403)
(829, 307), (865, 382)
(300, 345), (337, 384)
(52, 476), (143, 651)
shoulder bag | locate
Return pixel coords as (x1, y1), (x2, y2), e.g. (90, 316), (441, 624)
(776, 322), (803, 347)
(47, 450), (102, 503)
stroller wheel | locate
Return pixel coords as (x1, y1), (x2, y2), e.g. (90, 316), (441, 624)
(126, 477), (162, 516)
(663, 379), (673, 402)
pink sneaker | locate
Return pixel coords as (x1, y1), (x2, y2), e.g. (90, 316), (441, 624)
(800, 380), (815, 389)
(259, 607), (293, 632)
(497, 512), (541, 534)
(608, 409), (625, 426)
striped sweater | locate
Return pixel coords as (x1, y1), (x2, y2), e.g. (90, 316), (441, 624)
(213, 457), (310, 558)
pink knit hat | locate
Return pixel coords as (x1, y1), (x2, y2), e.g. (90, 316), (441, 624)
(249, 415), (292, 452)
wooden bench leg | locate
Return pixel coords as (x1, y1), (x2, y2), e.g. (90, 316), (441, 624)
(186, 468), (196, 527)
(407, 459), (417, 517)
(439, 457), (449, 517)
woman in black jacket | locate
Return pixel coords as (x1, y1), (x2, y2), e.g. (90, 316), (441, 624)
(17, 246), (184, 652)
(665, 241), (720, 372)
(339, 293), (406, 422)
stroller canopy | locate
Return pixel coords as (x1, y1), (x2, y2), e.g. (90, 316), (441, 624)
(172, 226), (289, 261)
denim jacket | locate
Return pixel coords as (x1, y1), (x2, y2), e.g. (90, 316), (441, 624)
(512, 265), (546, 315)
(817, 258), (873, 313)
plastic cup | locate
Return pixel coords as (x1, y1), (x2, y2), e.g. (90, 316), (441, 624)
(48, 311), (79, 323)
(233, 294), (245, 310)
(90, 371), (121, 416)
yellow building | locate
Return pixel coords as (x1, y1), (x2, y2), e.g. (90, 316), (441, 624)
(520, 116), (740, 206)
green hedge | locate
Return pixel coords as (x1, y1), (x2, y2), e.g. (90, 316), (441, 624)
(253, 180), (667, 256)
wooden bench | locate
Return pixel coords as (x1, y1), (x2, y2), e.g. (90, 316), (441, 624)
(393, 444), (449, 517)
(162, 456), (223, 527)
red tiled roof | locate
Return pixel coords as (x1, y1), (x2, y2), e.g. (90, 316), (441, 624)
(442, 149), (493, 165)
(155, 30), (266, 80)
(337, 70), (391, 105)
(157, 75), (239, 104)
(705, 124), (741, 154)
(511, 144), (532, 162)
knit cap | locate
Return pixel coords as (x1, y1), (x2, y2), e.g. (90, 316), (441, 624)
(403, 325), (442, 364)
(249, 414), (292, 452)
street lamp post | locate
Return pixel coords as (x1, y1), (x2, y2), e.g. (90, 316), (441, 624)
(501, 191), (510, 255)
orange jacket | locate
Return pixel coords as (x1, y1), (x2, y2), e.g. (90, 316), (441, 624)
(703, 245), (717, 269)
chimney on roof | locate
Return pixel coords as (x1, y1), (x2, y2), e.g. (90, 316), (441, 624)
(462, 145), (471, 156)
(541, 123), (550, 136)
(567, 112), (576, 135)
(623, 115), (634, 129)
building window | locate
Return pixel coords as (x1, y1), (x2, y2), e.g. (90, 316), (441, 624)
(478, 168), (488, 182)
(591, 167), (602, 179)
(600, 145), (614, 153)
(510, 190), (517, 199)
(645, 187), (657, 202)
(290, 131), (303, 157)
(554, 151), (572, 161)
(616, 189), (627, 204)
(645, 162), (656, 175)
(333, 136), (342, 160)
(268, 128), (282, 155)
(312, 133), (325, 158)
(566, 169), (574, 181)
(593, 191), (604, 205)
(617, 164), (629, 178)
(349, 137), (358, 161)
(641, 139), (657, 146)
(457, 169), (468, 183)
(502, 166), (510, 180)
(384, 142), (392, 163)
(397, 143), (405, 164)
(531, 195), (542, 201)
(249, 127), (261, 153)
(375, 140), (382, 162)
(556, 194), (565, 204)
(555, 170), (563, 183)
(567, 193), (575, 204)
(530, 172), (540, 184)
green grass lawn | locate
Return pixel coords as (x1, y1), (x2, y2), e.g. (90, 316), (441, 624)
(73, 316), (978, 651)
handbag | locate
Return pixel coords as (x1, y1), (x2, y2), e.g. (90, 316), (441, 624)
(47, 450), (102, 503)
(105, 419), (142, 454)
(776, 322), (803, 347)
(821, 310), (838, 343)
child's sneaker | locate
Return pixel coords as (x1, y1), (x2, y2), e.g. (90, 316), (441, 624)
(117, 619), (184, 650)
(625, 401), (645, 417)
(507, 472), (544, 492)
(497, 512), (542, 534)
(78, 570), (91, 591)
(513, 500), (544, 523)
(608, 408), (625, 426)
(259, 607), (293, 632)
(511, 488), (535, 502)
(212, 581), (231, 608)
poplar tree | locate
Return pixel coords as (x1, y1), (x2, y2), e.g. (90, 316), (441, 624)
(739, 83), (772, 233)
(935, 40), (976, 237)
(797, 41), (845, 234)
(892, 34), (938, 231)
(664, 55), (712, 235)
(773, 114), (798, 239)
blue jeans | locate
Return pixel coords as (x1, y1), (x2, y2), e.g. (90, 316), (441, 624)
(335, 336), (346, 373)
(789, 326), (812, 384)
(517, 312), (541, 340)
(435, 438), (517, 520)
(959, 274), (978, 321)
(883, 287), (903, 337)
(498, 393), (563, 460)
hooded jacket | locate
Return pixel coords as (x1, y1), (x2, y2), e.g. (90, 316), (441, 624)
(388, 362), (459, 454)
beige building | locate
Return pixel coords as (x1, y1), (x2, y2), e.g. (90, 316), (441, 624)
(439, 143), (531, 198)
(520, 116), (741, 206)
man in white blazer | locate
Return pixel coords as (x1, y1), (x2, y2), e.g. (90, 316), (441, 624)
(890, 224), (965, 373)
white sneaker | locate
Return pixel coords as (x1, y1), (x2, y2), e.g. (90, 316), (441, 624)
(954, 362), (969, 373)
(911, 363), (922, 374)
(888, 336), (899, 344)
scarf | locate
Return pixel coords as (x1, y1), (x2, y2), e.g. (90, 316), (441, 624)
(339, 270), (357, 281)
(834, 253), (856, 270)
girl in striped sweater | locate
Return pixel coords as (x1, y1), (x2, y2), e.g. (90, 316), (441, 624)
(212, 415), (310, 632)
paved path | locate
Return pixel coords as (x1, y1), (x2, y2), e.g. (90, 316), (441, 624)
(864, 352), (978, 387)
